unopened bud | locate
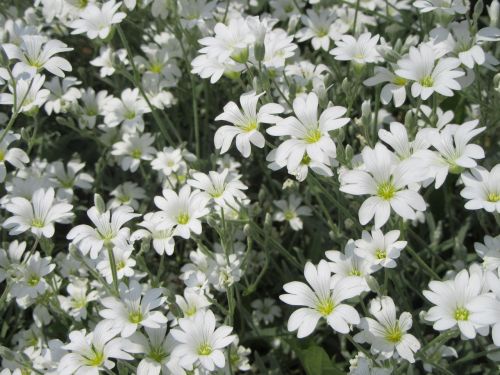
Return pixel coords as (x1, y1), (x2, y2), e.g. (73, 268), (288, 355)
(404, 110), (414, 127)
(254, 43), (265, 62)
(361, 100), (371, 118)
(94, 193), (106, 213)
(488, 0), (500, 27)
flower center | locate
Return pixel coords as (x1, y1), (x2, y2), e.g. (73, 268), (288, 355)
(150, 63), (163, 74)
(393, 76), (407, 86)
(71, 298), (87, 309)
(131, 149), (142, 159)
(59, 178), (75, 188)
(85, 346), (105, 367)
(31, 218), (45, 228)
(177, 212), (190, 225)
(420, 76), (434, 87)
(385, 325), (403, 343)
(27, 274), (40, 286)
(197, 342), (213, 356)
(117, 260), (126, 270)
(0, 150), (5, 161)
(487, 192), (500, 203)
(185, 305), (197, 317)
(305, 128), (322, 144)
(454, 307), (469, 321)
(118, 195), (130, 203)
(284, 210), (295, 220)
(316, 28), (328, 37)
(316, 297), (335, 316)
(125, 111), (136, 120)
(129, 311), (143, 324)
(375, 249), (387, 260)
(377, 181), (396, 200)
(241, 120), (258, 132)
(349, 268), (362, 276)
(149, 346), (167, 362)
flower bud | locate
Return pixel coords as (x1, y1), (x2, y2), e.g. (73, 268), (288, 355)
(94, 194), (106, 213)
(254, 43), (265, 62)
(488, 0), (500, 27)
(361, 99), (371, 118)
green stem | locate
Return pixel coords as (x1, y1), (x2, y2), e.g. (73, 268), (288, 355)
(106, 243), (119, 294)
(405, 245), (440, 280)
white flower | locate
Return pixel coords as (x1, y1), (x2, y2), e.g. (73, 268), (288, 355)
(417, 120), (485, 188)
(104, 88), (151, 131)
(267, 92), (349, 176)
(475, 272), (500, 346)
(354, 229), (407, 270)
(423, 268), (496, 339)
(0, 240), (26, 283)
(191, 52), (244, 84)
(460, 165), (500, 213)
(280, 260), (365, 338)
(414, 0), (468, 15)
(354, 296), (421, 363)
(340, 143), (427, 228)
(44, 76), (81, 115)
(296, 9), (347, 51)
(100, 280), (168, 337)
(430, 21), (500, 69)
(475, 235), (500, 273)
(77, 88), (112, 128)
(187, 169), (247, 208)
(130, 326), (184, 375)
(2, 35), (72, 77)
(273, 194), (312, 231)
(214, 91), (284, 158)
(90, 47), (127, 78)
(3, 187), (73, 238)
(395, 44), (464, 100)
(0, 132), (29, 182)
(132, 212), (176, 256)
(10, 252), (55, 301)
(378, 122), (430, 161)
(261, 29), (297, 69)
(171, 309), (236, 371)
(0, 74), (50, 113)
(151, 147), (183, 177)
(325, 240), (375, 292)
(67, 205), (139, 259)
(111, 133), (157, 173)
(364, 67), (408, 107)
(58, 279), (99, 321)
(58, 321), (135, 374)
(174, 289), (211, 319)
(329, 33), (381, 64)
(96, 241), (136, 283)
(108, 182), (146, 210)
(251, 298), (282, 325)
(154, 185), (210, 239)
(70, 0), (127, 39)
(197, 18), (253, 64)
(47, 159), (94, 201)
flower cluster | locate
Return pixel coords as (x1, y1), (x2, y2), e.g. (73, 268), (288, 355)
(0, 0), (499, 374)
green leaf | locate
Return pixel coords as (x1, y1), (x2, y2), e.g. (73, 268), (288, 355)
(292, 342), (345, 375)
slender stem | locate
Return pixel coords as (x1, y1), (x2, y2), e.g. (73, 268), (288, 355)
(406, 245), (440, 280)
(106, 243), (119, 294)
(352, 0), (361, 35)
